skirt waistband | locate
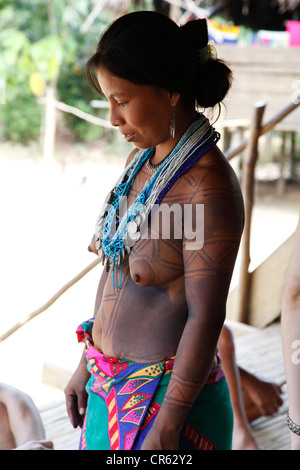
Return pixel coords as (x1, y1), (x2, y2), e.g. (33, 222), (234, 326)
(76, 317), (224, 385)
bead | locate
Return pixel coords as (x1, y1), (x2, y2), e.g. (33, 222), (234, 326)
(124, 235), (135, 248)
(93, 116), (219, 287)
(127, 220), (138, 236)
(124, 245), (131, 255)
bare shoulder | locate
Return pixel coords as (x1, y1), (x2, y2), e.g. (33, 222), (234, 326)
(171, 146), (244, 215)
(180, 147), (245, 281)
(189, 146), (242, 195)
(125, 147), (139, 166)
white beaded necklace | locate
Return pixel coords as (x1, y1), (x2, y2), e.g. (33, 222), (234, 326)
(94, 115), (219, 287)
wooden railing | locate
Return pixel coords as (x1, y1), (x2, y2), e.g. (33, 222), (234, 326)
(231, 95), (300, 323)
(225, 98), (300, 161)
(1, 95), (299, 342)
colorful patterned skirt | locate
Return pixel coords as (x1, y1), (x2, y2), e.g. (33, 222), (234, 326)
(76, 318), (233, 451)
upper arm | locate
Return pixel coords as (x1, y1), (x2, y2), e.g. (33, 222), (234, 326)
(182, 163), (244, 321)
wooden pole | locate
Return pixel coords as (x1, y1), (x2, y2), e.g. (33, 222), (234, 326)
(0, 258), (101, 343)
(43, 84), (57, 164)
(235, 100), (266, 323)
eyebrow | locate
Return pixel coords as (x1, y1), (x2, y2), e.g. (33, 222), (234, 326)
(108, 92), (129, 100)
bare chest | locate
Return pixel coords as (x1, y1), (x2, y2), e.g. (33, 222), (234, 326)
(125, 165), (186, 287)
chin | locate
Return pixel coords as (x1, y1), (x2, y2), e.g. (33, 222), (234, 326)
(134, 144), (150, 151)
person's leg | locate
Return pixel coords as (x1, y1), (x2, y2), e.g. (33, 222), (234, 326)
(0, 384), (45, 447)
(9, 391), (46, 446)
(218, 325), (260, 450)
(0, 401), (16, 450)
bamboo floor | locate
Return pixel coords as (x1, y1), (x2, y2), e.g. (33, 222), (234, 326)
(39, 322), (291, 451)
(232, 322), (290, 450)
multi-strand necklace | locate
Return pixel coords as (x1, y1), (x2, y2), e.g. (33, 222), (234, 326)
(145, 149), (171, 173)
(94, 115), (220, 288)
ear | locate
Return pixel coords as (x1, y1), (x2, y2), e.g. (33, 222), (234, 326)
(169, 91), (181, 107)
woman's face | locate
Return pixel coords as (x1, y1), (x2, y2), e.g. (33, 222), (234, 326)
(97, 68), (179, 152)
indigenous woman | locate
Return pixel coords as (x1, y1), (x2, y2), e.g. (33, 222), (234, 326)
(65, 11), (244, 450)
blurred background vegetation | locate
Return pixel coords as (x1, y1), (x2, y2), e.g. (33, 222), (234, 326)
(0, 0), (299, 145)
(0, 0), (150, 144)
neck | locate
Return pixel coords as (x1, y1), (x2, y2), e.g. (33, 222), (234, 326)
(154, 108), (198, 162)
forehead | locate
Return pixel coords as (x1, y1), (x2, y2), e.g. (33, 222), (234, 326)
(97, 69), (140, 98)
(96, 68), (167, 103)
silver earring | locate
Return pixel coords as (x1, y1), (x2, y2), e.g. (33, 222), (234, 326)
(170, 106), (176, 138)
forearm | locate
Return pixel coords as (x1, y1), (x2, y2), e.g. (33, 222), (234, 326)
(282, 296), (300, 423)
(282, 218), (300, 449)
(155, 312), (224, 432)
(282, 296), (300, 450)
(282, 218), (300, 429)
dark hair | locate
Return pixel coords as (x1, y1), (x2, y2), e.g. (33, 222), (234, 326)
(86, 11), (232, 110)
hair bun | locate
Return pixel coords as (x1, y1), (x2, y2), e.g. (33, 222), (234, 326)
(180, 19), (208, 49)
(86, 11), (232, 112)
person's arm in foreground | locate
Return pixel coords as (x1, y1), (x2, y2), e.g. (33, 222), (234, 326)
(65, 265), (108, 429)
(141, 169), (244, 449)
(282, 213), (300, 450)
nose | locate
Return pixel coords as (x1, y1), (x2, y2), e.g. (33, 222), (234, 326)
(110, 105), (124, 128)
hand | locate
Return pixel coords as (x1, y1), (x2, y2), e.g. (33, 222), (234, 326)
(140, 425), (179, 450)
(245, 377), (283, 417)
(65, 360), (89, 429)
(14, 440), (54, 450)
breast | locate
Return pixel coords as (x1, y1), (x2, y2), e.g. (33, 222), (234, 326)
(128, 237), (184, 287)
(129, 258), (156, 286)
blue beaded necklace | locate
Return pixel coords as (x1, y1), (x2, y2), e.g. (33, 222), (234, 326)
(94, 115), (220, 288)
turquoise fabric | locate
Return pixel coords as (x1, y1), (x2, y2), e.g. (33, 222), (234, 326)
(82, 372), (233, 450)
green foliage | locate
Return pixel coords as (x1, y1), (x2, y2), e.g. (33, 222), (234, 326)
(56, 28), (108, 142)
(0, 93), (42, 142)
(0, 0), (115, 143)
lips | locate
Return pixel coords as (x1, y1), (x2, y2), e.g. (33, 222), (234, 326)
(123, 133), (135, 142)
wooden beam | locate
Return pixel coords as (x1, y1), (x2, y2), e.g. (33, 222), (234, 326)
(225, 97), (300, 161)
(235, 100), (266, 323)
(227, 234), (295, 327)
(0, 258), (101, 343)
(247, 234), (295, 327)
